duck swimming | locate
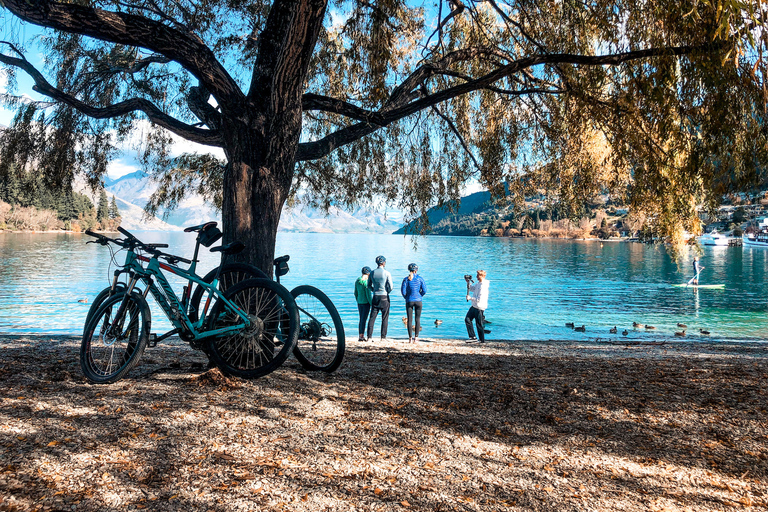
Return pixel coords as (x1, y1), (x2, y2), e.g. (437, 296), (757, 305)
(622, 330), (629, 336)
(699, 329), (710, 335)
(675, 330), (686, 337)
(574, 325), (586, 332)
(632, 322), (643, 328)
(644, 325), (656, 330)
(609, 326), (618, 334)
(434, 319), (442, 326)
(565, 322), (574, 328)
(677, 323), (687, 328)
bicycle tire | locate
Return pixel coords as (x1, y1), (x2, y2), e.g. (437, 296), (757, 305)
(80, 290), (151, 384)
(205, 278), (299, 379)
(188, 263), (268, 323)
(290, 285), (345, 373)
(82, 283), (127, 336)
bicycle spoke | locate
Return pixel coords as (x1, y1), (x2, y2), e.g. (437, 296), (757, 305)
(205, 278), (298, 378)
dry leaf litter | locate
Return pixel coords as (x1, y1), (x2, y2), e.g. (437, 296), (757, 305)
(0, 335), (766, 511)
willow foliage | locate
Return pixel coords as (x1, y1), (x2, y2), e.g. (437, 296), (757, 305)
(0, 0), (766, 240)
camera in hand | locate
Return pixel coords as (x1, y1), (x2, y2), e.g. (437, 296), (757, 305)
(464, 274), (473, 281)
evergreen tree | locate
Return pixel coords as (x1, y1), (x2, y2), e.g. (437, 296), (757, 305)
(74, 193), (94, 217)
(96, 189), (109, 222)
(109, 196), (119, 219)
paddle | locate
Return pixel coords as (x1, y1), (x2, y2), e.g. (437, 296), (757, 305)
(687, 266), (703, 287)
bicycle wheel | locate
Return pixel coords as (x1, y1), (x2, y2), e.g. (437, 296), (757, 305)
(80, 291), (151, 384)
(205, 278), (299, 379)
(291, 285), (345, 373)
(83, 283), (127, 336)
(188, 263), (268, 323)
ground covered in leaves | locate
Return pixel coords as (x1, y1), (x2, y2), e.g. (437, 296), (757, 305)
(0, 335), (766, 511)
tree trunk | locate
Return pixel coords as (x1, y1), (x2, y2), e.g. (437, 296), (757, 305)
(220, 115), (301, 277)
(218, 0), (328, 276)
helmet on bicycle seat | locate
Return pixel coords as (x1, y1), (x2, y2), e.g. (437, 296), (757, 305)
(408, 263), (418, 272)
(361, 266), (371, 275)
(375, 255), (386, 266)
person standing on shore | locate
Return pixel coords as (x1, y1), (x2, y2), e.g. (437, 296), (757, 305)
(401, 263), (427, 343)
(367, 255), (393, 342)
(354, 266), (373, 341)
(465, 270), (490, 343)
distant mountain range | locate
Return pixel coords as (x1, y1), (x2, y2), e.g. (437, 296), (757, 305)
(85, 171), (404, 233)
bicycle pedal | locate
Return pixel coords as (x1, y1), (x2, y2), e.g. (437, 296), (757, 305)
(148, 334), (158, 348)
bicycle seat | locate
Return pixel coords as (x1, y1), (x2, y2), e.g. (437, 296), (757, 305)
(210, 241), (245, 255)
(273, 255), (290, 265)
(183, 221), (217, 233)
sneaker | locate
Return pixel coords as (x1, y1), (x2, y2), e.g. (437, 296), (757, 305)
(358, 335), (365, 341)
(467, 336), (477, 343)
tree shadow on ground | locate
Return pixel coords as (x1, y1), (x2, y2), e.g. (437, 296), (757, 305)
(0, 336), (765, 511)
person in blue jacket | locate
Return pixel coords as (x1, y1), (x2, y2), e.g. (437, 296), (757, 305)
(401, 263), (427, 343)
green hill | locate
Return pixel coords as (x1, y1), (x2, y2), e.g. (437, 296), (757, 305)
(394, 191), (497, 235)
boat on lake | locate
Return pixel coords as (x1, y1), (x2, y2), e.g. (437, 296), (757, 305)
(742, 231), (768, 247)
(698, 231), (732, 246)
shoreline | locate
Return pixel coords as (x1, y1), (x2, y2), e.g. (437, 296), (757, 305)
(2, 332), (767, 346)
(1, 335), (766, 511)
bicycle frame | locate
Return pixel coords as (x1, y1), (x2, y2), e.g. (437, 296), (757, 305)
(116, 246), (251, 341)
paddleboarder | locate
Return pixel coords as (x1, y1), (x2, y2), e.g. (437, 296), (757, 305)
(691, 257), (704, 286)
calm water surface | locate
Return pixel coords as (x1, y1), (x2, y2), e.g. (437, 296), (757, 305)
(1, 232), (767, 342)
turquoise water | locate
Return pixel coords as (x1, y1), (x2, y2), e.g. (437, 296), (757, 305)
(1, 232), (767, 342)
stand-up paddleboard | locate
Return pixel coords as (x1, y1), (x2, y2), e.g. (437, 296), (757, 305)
(672, 283), (725, 289)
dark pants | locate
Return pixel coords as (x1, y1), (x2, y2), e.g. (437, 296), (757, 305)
(357, 303), (371, 336)
(465, 306), (485, 342)
(406, 301), (423, 338)
(367, 295), (389, 338)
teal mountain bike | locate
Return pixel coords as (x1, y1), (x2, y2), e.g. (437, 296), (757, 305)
(82, 226), (298, 383)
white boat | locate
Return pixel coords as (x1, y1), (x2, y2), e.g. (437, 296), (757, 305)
(698, 231), (731, 246)
(742, 231), (768, 247)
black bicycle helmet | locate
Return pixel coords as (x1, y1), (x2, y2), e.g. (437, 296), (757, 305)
(408, 263), (418, 272)
(362, 266), (371, 275)
(375, 255), (386, 266)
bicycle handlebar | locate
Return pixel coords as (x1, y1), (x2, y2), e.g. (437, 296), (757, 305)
(86, 227), (187, 263)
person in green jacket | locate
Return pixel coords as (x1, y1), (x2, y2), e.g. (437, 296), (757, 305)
(354, 266), (373, 341)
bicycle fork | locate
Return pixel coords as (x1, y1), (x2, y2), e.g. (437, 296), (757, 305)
(103, 272), (143, 338)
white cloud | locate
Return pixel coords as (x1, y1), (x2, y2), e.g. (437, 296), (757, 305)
(107, 158), (140, 179)
(460, 180), (486, 197)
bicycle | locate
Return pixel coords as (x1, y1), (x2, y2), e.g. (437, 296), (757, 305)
(82, 226), (298, 383)
(182, 236), (345, 373)
(85, 222), (345, 374)
(84, 222), (266, 331)
(272, 256), (346, 373)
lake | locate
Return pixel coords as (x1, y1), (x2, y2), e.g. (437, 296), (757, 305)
(1, 231), (767, 342)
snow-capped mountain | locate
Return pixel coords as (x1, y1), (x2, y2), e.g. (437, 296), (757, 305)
(74, 175), (176, 230)
(100, 171), (403, 233)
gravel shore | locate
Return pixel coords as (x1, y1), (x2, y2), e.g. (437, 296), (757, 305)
(0, 335), (766, 511)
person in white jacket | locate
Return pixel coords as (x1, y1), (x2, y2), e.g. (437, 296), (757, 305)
(465, 270), (490, 342)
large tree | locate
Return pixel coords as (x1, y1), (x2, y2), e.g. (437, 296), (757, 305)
(0, 0), (766, 271)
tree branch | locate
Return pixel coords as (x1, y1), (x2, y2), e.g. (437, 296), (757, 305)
(429, 101), (482, 172)
(297, 43), (729, 161)
(1, 0), (243, 112)
(0, 46), (222, 146)
(301, 93), (386, 124)
(248, 0), (328, 108)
